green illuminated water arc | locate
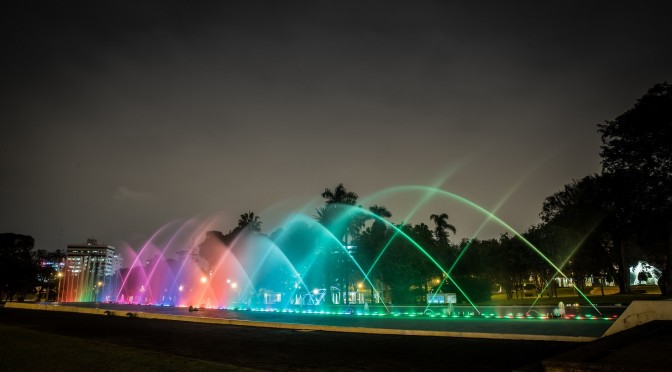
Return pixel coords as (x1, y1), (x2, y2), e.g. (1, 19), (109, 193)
(364, 185), (602, 315)
(340, 205), (482, 315)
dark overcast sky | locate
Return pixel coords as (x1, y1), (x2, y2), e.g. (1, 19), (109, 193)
(2, 1), (671, 252)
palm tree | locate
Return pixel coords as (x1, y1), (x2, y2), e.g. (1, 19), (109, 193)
(238, 211), (262, 232)
(321, 183), (358, 206)
(430, 213), (456, 246)
(367, 204), (392, 249)
(365, 204), (392, 302)
(318, 184), (359, 305)
(313, 206), (332, 225)
(369, 204), (392, 219)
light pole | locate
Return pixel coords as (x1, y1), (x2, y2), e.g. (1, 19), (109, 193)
(95, 281), (103, 303)
(56, 272), (63, 302)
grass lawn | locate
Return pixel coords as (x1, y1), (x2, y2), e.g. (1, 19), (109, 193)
(0, 324), (256, 372)
(479, 285), (666, 306)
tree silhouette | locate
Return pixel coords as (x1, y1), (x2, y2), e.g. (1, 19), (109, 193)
(238, 211), (262, 232)
(430, 213), (456, 246)
(598, 82), (672, 295)
(318, 183), (359, 305)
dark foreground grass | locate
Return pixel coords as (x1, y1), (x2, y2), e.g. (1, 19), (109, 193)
(0, 325), (255, 372)
(0, 308), (581, 371)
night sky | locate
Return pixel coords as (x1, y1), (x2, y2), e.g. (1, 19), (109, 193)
(2, 1), (671, 252)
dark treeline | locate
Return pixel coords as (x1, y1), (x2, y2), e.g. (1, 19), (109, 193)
(2, 83), (669, 305)
(539, 82), (672, 295)
(270, 82), (672, 304)
(0, 233), (65, 302)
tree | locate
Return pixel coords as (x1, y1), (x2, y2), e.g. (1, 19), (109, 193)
(411, 222), (441, 295)
(541, 175), (637, 293)
(237, 211), (262, 232)
(378, 223), (426, 304)
(317, 183), (360, 305)
(316, 184), (360, 242)
(353, 205), (393, 302)
(598, 82), (672, 295)
(321, 184), (359, 206)
(34, 249), (65, 301)
(369, 205), (392, 220)
(0, 233), (36, 301)
(496, 233), (537, 299)
(368, 205), (392, 247)
(430, 213), (456, 246)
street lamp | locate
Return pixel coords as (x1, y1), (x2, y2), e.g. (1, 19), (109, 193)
(57, 272), (63, 302)
(178, 285), (184, 307)
(93, 281), (103, 303)
(230, 282), (239, 305)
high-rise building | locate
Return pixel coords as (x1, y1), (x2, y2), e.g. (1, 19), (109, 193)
(63, 238), (117, 302)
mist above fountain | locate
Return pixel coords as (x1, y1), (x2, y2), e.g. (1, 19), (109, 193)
(106, 185), (602, 316)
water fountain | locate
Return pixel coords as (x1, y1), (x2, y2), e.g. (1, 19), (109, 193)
(95, 185), (615, 324)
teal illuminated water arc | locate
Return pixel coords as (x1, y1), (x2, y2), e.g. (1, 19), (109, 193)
(100, 183), (603, 316)
(288, 214), (390, 312)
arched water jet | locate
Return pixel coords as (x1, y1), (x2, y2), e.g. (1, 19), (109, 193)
(355, 171), (477, 303)
(141, 218), (199, 303)
(526, 220), (603, 313)
(115, 220), (182, 301)
(338, 205), (481, 315)
(195, 232), (257, 308)
(239, 233), (312, 307)
(423, 175), (534, 313)
(167, 215), (224, 300)
(289, 214), (389, 312)
(362, 185), (602, 315)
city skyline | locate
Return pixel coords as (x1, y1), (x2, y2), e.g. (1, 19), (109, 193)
(2, 1), (671, 251)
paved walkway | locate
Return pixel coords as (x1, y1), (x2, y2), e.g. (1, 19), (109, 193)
(539, 320), (672, 371)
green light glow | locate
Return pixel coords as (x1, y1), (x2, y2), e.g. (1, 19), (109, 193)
(291, 214), (389, 312)
(242, 307), (615, 322)
(527, 217), (603, 313)
(344, 205), (482, 315)
(362, 178), (448, 295)
(364, 186), (602, 316)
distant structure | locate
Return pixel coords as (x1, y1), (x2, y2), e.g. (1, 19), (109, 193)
(63, 238), (120, 302)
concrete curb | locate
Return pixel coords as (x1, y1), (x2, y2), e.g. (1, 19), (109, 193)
(5, 302), (595, 342)
(602, 300), (672, 336)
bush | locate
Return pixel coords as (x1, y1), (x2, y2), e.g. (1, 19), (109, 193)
(443, 276), (492, 303)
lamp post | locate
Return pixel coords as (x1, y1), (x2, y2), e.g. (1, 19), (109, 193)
(178, 285), (184, 307)
(56, 272), (63, 302)
(94, 281), (103, 303)
(231, 281), (239, 306)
